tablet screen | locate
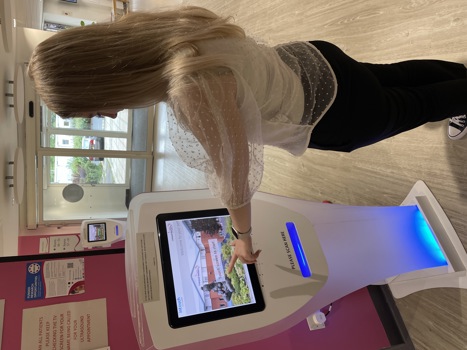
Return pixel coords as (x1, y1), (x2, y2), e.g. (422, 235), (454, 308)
(156, 208), (265, 328)
(87, 222), (107, 242)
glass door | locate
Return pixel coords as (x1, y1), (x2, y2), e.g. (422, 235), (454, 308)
(36, 103), (154, 224)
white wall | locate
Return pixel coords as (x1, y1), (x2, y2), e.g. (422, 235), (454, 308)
(43, 0), (185, 27)
(130, 0), (183, 12)
(44, 0), (113, 25)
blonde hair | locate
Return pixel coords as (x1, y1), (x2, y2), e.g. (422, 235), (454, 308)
(27, 6), (245, 117)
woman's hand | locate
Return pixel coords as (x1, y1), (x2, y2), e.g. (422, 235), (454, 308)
(227, 235), (261, 274)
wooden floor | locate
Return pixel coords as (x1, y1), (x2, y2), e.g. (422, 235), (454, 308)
(174, 0), (467, 349)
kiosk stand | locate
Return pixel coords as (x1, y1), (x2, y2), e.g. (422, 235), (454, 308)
(124, 180), (466, 350)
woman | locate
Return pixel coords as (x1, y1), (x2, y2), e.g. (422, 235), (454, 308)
(28, 6), (467, 272)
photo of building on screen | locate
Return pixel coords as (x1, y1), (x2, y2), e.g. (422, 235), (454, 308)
(184, 216), (255, 313)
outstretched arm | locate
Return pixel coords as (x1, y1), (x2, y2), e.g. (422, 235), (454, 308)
(171, 72), (261, 274)
(227, 202), (261, 274)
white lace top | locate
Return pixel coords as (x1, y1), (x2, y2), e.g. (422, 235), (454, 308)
(168, 38), (337, 209)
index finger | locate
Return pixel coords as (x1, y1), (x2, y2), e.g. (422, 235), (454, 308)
(227, 253), (238, 275)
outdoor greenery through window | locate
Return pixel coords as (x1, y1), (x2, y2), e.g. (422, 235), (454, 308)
(41, 105), (131, 186)
(47, 113), (105, 184)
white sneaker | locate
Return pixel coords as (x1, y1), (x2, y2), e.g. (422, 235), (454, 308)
(448, 115), (467, 140)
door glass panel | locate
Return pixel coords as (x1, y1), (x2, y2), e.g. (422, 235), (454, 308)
(42, 155), (147, 221)
(47, 156), (128, 185)
(40, 105), (148, 152)
(38, 102), (153, 223)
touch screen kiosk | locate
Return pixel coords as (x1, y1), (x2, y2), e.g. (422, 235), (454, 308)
(125, 181), (466, 350)
(80, 219), (126, 249)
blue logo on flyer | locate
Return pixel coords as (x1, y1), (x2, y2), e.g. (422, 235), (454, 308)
(25, 262), (45, 300)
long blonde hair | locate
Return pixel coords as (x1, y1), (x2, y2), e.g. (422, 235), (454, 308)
(27, 6), (245, 117)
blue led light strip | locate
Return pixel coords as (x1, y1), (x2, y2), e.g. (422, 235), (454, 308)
(285, 222), (312, 278)
(414, 209), (447, 265)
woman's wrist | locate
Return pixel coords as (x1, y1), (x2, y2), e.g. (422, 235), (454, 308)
(232, 226), (252, 239)
(228, 202), (252, 236)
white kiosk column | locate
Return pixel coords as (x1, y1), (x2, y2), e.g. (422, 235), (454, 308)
(275, 180), (466, 310)
(125, 180), (466, 350)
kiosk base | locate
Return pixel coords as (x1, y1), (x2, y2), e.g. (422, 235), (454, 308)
(387, 181), (467, 298)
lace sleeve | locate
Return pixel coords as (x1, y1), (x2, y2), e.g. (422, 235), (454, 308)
(168, 71), (263, 209)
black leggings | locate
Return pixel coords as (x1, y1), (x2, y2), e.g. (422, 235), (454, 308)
(308, 41), (467, 152)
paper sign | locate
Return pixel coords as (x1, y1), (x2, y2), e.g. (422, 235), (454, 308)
(136, 232), (159, 303)
(21, 299), (108, 350)
(49, 236), (83, 253)
(25, 259), (85, 300)
(39, 236), (83, 254)
(39, 238), (49, 254)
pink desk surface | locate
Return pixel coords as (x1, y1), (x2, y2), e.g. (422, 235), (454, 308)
(0, 253), (389, 350)
(224, 287), (390, 350)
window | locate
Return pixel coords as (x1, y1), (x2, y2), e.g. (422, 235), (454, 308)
(30, 102), (155, 224)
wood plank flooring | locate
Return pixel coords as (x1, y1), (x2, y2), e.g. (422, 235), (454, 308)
(170, 0), (467, 349)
